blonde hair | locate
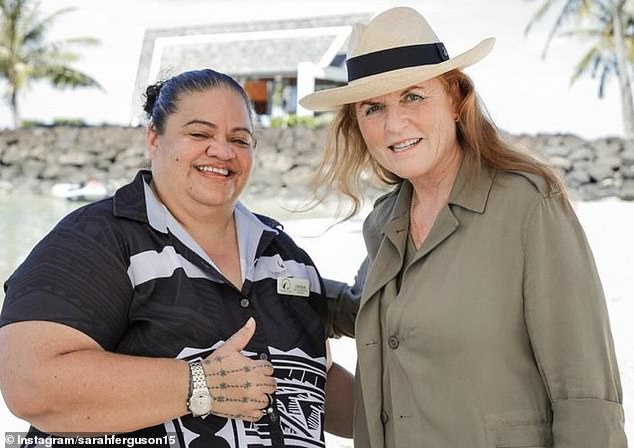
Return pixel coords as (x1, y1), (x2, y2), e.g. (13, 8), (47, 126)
(310, 70), (566, 217)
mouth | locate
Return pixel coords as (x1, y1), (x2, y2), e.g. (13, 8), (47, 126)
(196, 165), (231, 177)
(388, 138), (422, 153)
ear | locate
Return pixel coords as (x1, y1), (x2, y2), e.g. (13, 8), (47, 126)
(447, 80), (460, 115)
(146, 124), (159, 160)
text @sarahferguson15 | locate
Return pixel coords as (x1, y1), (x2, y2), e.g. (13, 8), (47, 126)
(4, 433), (177, 448)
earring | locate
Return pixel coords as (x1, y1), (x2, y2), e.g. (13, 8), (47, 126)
(454, 115), (460, 122)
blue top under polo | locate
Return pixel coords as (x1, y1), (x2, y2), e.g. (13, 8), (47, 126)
(2, 170), (331, 448)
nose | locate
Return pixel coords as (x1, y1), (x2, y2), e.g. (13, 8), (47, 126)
(383, 104), (407, 133)
(206, 140), (235, 160)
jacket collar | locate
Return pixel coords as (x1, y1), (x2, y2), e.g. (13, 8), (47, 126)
(385, 158), (495, 228)
(447, 159), (495, 214)
(361, 159), (496, 305)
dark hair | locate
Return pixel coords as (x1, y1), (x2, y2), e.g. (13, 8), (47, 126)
(142, 69), (253, 133)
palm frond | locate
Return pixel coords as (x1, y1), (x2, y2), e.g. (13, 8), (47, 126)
(543, 0), (594, 57)
(525, 0), (605, 57)
(570, 46), (601, 83)
(22, 6), (76, 44)
(32, 64), (101, 90)
(0, 0), (100, 127)
(525, 0), (558, 33)
(598, 64), (612, 97)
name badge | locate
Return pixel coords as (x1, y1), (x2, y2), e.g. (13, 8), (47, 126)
(277, 277), (310, 298)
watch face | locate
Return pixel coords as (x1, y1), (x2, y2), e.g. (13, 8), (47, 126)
(190, 391), (212, 415)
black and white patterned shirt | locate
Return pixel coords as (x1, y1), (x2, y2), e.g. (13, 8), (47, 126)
(2, 170), (330, 448)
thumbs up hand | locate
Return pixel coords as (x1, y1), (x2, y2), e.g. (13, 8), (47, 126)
(202, 318), (276, 421)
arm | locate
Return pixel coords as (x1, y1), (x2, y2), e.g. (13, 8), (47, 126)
(523, 195), (626, 447)
(322, 256), (369, 337)
(324, 361), (354, 438)
(0, 318), (274, 433)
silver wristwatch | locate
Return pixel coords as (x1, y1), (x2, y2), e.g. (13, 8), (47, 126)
(187, 360), (213, 418)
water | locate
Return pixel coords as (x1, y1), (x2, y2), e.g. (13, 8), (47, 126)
(0, 193), (85, 299)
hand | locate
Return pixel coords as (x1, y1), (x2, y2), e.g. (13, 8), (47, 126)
(202, 318), (276, 422)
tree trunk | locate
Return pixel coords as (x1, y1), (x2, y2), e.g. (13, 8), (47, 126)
(10, 85), (21, 129)
(612, 0), (634, 139)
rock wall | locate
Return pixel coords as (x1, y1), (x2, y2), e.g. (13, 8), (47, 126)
(1, 125), (633, 202)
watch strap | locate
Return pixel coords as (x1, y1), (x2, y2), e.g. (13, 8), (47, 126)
(189, 360), (208, 391)
(187, 360), (212, 417)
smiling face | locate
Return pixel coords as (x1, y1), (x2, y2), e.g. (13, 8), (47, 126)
(147, 86), (254, 218)
(355, 76), (462, 186)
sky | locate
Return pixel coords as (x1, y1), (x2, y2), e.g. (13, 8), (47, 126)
(0, 0), (630, 138)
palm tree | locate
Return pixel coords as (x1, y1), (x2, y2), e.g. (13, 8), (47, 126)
(611, 0), (634, 138)
(566, 1), (632, 93)
(0, 0), (100, 128)
(525, 0), (634, 138)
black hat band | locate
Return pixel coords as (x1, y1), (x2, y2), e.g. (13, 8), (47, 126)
(346, 42), (449, 82)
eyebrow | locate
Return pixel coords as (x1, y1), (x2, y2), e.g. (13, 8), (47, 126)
(183, 119), (253, 137)
(357, 85), (427, 108)
(401, 85), (425, 95)
(357, 99), (380, 109)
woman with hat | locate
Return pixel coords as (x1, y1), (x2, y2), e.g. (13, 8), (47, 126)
(302, 7), (627, 448)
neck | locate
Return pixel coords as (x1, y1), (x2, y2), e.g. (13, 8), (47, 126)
(409, 147), (463, 208)
(150, 181), (236, 239)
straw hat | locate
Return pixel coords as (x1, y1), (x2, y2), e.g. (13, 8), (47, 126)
(299, 7), (495, 111)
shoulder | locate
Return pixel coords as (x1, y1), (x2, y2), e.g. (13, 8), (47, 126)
(54, 197), (138, 247)
(493, 169), (557, 200)
(23, 197), (142, 277)
(253, 212), (283, 231)
(252, 212), (313, 261)
(47, 197), (117, 239)
(486, 169), (567, 223)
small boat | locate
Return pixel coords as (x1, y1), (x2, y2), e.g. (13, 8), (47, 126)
(51, 179), (111, 202)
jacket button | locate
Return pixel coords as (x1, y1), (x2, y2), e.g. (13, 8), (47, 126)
(240, 298), (250, 308)
(388, 336), (400, 349)
(259, 353), (269, 360)
(380, 410), (389, 424)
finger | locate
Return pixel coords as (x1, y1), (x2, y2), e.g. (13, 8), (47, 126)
(253, 360), (274, 375)
(222, 317), (256, 353)
(255, 378), (277, 393)
(245, 410), (265, 422)
(263, 382), (277, 394)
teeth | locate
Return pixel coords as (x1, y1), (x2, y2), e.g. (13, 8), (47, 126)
(198, 166), (229, 176)
(390, 138), (421, 152)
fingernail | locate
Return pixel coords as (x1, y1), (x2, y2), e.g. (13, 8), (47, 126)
(245, 317), (255, 328)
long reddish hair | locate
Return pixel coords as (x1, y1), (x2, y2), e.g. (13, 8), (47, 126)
(310, 70), (566, 217)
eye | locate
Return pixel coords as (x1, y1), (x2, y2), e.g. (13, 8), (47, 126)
(189, 132), (210, 140)
(403, 92), (424, 103)
(363, 103), (384, 116)
(232, 138), (252, 147)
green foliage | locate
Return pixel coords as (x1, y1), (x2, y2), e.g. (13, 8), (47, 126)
(21, 117), (87, 127)
(270, 114), (317, 129)
(0, 0), (101, 128)
(52, 117), (86, 126)
(269, 113), (334, 129)
(20, 118), (45, 128)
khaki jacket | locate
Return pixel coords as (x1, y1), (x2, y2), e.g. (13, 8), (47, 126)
(347, 164), (626, 448)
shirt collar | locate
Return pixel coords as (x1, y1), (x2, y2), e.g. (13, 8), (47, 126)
(389, 158), (495, 223)
(113, 170), (278, 283)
